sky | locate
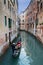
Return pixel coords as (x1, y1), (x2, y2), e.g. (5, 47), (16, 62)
(18, 0), (31, 14)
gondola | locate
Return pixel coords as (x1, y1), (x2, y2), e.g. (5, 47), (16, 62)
(11, 36), (21, 57)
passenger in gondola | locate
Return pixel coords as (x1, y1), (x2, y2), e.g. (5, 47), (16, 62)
(17, 41), (21, 49)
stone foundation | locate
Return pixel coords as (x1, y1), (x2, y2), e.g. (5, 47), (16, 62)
(0, 43), (9, 56)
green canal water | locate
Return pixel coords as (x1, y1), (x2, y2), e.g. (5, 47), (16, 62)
(0, 31), (43, 65)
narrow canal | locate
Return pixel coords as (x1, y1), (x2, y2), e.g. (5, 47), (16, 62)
(0, 31), (43, 65)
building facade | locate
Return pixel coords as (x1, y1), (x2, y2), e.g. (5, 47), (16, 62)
(0, 0), (18, 44)
(19, 0), (39, 33)
(19, 12), (26, 30)
(19, 0), (43, 36)
(25, 0), (41, 34)
(25, 0), (43, 35)
(37, 0), (43, 37)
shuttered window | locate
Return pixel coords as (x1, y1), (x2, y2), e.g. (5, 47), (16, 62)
(8, 18), (12, 28)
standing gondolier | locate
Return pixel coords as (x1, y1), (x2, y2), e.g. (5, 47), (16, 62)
(11, 43), (16, 54)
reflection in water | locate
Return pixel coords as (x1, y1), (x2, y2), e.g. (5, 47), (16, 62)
(20, 31), (43, 65)
(19, 48), (33, 65)
(0, 31), (43, 65)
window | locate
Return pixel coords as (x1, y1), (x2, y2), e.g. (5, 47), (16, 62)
(22, 23), (24, 25)
(30, 18), (32, 21)
(40, 3), (42, 9)
(4, 16), (7, 26)
(8, 18), (12, 28)
(14, 0), (15, 4)
(4, 0), (6, 4)
(8, 1), (10, 9)
(10, 4), (11, 11)
(22, 20), (24, 22)
(5, 33), (7, 42)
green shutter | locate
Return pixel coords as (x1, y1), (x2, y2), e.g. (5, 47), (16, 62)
(8, 18), (12, 28)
